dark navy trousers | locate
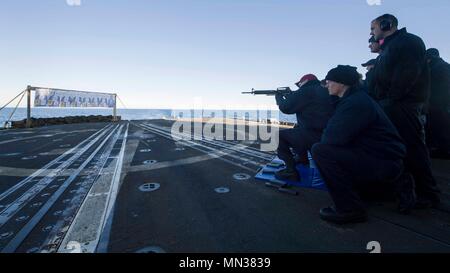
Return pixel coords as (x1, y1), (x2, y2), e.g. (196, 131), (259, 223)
(277, 128), (322, 170)
(383, 102), (441, 203)
(311, 143), (403, 213)
(426, 106), (450, 154)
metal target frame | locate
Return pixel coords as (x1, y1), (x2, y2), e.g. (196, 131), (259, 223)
(24, 85), (118, 128)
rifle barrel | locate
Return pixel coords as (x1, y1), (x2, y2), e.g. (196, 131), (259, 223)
(242, 88), (290, 95)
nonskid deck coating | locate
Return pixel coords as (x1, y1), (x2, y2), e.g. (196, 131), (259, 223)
(0, 120), (449, 253)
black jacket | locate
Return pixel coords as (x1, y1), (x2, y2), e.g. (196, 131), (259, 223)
(276, 80), (333, 131)
(369, 28), (430, 105)
(364, 68), (375, 96)
(364, 56), (380, 98)
(429, 57), (450, 109)
(321, 87), (406, 160)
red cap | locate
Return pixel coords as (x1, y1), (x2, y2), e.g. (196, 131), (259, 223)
(296, 74), (318, 85)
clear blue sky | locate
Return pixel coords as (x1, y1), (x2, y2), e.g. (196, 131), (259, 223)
(1, 0), (449, 109)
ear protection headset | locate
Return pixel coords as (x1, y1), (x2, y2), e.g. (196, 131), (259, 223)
(379, 19), (392, 31)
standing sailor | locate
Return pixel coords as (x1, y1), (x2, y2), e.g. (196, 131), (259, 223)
(425, 48), (450, 159)
(363, 36), (381, 95)
(369, 14), (441, 208)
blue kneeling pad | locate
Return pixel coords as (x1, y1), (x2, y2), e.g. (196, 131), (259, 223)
(255, 157), (327, 191)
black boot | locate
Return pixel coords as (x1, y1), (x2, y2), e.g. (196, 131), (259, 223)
(414, 195), (440, 209)
(394, 172), (417, 214)
(430, 149), (450, 160)
(275, 168), (300, 182)
(319, 207), (367, 225)
(294, 153), (310, 166)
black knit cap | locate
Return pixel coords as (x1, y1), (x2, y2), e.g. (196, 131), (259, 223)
(426, 48), (440, 59)
(325, 65), (360, 86)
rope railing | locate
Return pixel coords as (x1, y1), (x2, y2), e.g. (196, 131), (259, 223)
(4, 90), (26, 128)
(0, 89), (26, 113)
(116, 95), (128, 110)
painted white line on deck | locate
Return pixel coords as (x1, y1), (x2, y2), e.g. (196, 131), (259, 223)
(96, 122), (129, 252)
(1, 125), (122, 253)
(0, 129), (101, 145)
(58, 123), (129, 253)
(141, 122), (269, 161)
(135, 123), (258, 173)
(38, 125), (125, 252)
(127, 153), (234, 173)
(0, 125), (117, 227)
(0, 124), (112, 203)
(143, 122), (273, 160)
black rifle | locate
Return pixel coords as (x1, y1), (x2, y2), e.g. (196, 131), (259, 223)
(242, 87), (292, 96)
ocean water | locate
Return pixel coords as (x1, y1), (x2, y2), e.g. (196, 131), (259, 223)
(0, 108), (297, 128)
